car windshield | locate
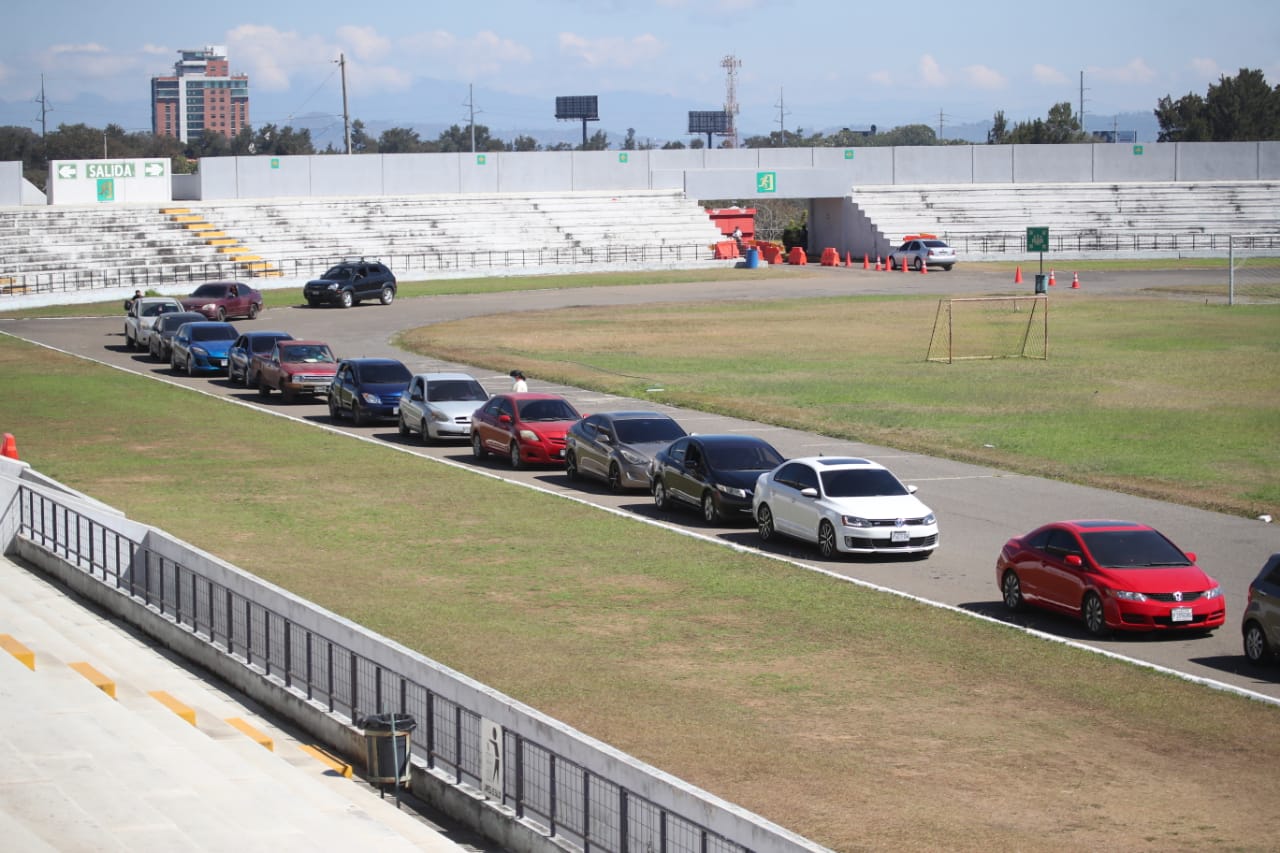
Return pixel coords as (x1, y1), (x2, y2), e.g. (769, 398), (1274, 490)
(1081, 529), (1192, 568)
(614, 418), (686, 444)
(141, 303), (171, 317)
(704, 442), (784, 471)
(191, 284), (227, 298)
(427, 379), (488, 402)
(321, 267), (354, 280)
(192, 325), (236, 341)
(162, 315), (203, 332)
(251, 336), (288, 353)
(517, 398), (580, 421)
(820, 468), (910, 498)
(360, 363), (411, 383)
(283, 346), (334, 363)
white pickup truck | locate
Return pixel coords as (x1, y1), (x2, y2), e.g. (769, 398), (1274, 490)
(124, 296), (185, 351)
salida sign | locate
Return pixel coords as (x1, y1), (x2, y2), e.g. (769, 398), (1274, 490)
(47, 158), (172, 205)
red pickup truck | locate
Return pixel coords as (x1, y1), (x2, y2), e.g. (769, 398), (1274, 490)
(251, 340), (339, 403)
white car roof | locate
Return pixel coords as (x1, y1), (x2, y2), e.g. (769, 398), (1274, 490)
(787, 456), (888, 471)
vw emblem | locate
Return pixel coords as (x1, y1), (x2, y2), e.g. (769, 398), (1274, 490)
(894, 518), (906, 527)
(1173, 591), (1183, 602)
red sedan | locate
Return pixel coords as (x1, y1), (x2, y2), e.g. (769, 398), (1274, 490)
(996, 520), (1225, 636)
(471, 393), (583, 468)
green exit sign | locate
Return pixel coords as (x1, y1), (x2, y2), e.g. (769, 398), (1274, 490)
(843, 149), (855, 160)
(1026, 227), (1049, 252)
(1133, 145), (1144, 156)
(756, 171), (777, 193)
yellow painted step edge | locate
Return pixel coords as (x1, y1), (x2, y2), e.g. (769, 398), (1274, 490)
(160, 207), (190, 215)
(298, 743), (353, 778)
(149, 690), (196, 726)
(226, 717), (274, 751)
(0, 634), (35, 670)
(69, 661), (116, 699)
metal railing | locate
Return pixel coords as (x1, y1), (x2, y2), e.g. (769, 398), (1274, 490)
(0, 243), (717, 298)
(935, 231), (1280, 255)
(15, 484), (753, 853)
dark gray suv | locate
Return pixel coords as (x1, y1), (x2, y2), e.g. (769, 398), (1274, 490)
(303, 260), (396, 308)
(1243, 553), (1280, 664)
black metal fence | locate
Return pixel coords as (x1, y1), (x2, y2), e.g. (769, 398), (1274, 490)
(0, 243), (717, 298)
(16, 484), (753, 853)
(937, 231), (1280, 255)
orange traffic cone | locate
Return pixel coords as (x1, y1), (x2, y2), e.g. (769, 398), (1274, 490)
(901, 256), (909, 273)
(1, 433), (17, 460)
(1048, 269), (1056, 287)
(1071, 272), (1080, 289)
(919, 259), (928, 274)
(844, 252), (852, 267)
(1014, 266), (1023, 284)
(862, 254), (869, 270)
(875, 257), (882, 271)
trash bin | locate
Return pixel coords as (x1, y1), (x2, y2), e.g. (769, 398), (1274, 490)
(1034, 274), (1048, 294)
(359, 713), (416, 788)
(745, 248), (760, 269)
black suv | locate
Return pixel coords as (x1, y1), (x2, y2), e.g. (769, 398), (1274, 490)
(303, 260), (397, 308)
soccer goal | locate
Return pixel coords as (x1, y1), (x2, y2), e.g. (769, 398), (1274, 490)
(926, 295), (1048, 363)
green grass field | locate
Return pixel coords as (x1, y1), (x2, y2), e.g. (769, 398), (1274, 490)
(2, 265), (1279, 850)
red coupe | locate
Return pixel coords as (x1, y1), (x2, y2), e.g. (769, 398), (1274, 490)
(996, 520), (1225, 636)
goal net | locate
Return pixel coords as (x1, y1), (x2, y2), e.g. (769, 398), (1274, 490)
(926, 296), (1048, 363)
(1229, 234), (1280, 305)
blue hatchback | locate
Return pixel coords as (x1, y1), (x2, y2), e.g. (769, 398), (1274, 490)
(170, 321), (238, 376)
(328, 357), (412, 426)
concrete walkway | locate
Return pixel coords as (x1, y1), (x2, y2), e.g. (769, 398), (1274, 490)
(0, 553), (485, 852)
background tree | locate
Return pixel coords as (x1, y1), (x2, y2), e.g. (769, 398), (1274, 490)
(508, 134), (539, 152)
(623, 128), (637, 150)
(377, 127), (424, 154)
(1006, 102), (1086, 144)
(580, 130), (609, 150)
(1156, 68), (1279, 141)
(660, 140), (686, 150)
(987, 110), (1009, 144)
(349, 119), (377, 154)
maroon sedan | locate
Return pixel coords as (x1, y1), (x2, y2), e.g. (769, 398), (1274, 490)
(471, 393), (582, 468)
(181, 281), (263, 321)
(996, 519), (1225, 636)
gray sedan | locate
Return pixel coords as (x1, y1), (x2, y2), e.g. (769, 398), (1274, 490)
(565, 411), (687, 491)
(398, 372), (490, 443)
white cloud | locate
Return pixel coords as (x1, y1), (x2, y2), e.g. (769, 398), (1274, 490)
(868, 70), (893, 87)
(1189, 57), (1221, 78)
(558, 32), (664, 68)
(397, 29), (532, 79)
(1032, 64), (1068, 85)
(964, 64), (1006, 90)
(336, 25), (392, 62)
(919, 54), (947, 87)
(226, 25), (335, 92)
(1088, 58), (1156, 84)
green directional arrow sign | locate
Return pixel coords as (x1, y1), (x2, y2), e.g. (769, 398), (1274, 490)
(57, 164), (77, 180)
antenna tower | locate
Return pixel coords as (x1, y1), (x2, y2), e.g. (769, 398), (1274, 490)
(721, 54), (741, 148)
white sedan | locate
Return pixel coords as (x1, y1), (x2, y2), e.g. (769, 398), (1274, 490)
(398, 372), (491, 443)
(753, 457), (939, 558)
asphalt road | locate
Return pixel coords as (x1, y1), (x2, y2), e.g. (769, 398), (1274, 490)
(6, 264), (1279, 703)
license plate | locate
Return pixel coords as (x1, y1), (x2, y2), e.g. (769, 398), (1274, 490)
(392, 407), (399, 416)
(890, 530), (909, 543)
(1171, 606), (1193, 622)
(216, 359), (226, 366)
(556, 448), (565, 458)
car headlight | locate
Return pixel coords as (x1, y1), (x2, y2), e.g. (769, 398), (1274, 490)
(1203, 586), (1222, 600)
(429, 407), (450, 423)
(922, 513), (936, 525)
(327, 283), (339, 291)
(840, 515), (873, 528)
(191, 346), (209, 357)
(1112, 589), (1148, 602)
(619, 448), (645, 465)
(201, 303), (216, 312)
(518, 429), (540, 442)
(360, 392), (382, 405)
(714, 483), (748, 498)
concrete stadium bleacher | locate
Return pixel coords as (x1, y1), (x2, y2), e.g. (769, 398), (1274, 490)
(0, 190), (727, 296)
(850, 180), (1280, 259)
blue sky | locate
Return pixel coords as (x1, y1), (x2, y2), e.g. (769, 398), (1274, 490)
(4, 0), (1278, 145)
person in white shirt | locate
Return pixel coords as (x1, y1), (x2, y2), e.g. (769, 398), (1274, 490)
(510, 370), (528, 392)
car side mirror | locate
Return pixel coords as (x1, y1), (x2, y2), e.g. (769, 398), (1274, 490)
(906, 484), (918, 494)
(1065, 554), (1083, 568)
(498, 414), (512, 425)
(598, 433), (612, 444)
(1184, 551), (1197, 563)
(800, 487), (818, 499)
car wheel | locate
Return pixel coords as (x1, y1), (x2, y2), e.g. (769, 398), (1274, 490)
(125, 329), (135, 349)
(306, 297), (319, 308)
(564, 451), (579, 481)
(607, 463), (622, 493)
(1001, 571), (1024, 611)
(652, 479), (669, 510)
(420, 420), (433, 446)
(471, 431), (487, 459)
(280, 386), (296, 404)
(701, 491), (720, 524)
(912, 257), (923, 272)
(1082, 591), (1108, 636)
(328, 395), (341, 421)
(248, 303), (259, 319)
(509, 442), (523, 469)
(396, 414), (409, 437)
(817, 520), (837, 558)
(942, 265), (954, 272)
(340, 290), (353, 309)
(257, 377), (270, 397)
(756, 504), (775, 542)
(352, 401), (369, 427)
(1243, 621), (1271, 664)
(216, 307), (227, 321)
(170, 353), (180, 374)
(380, 286), (394, 305)
(186, 356), (197, 377)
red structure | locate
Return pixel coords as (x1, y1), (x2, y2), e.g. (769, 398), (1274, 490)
(706, 207), (756, 240)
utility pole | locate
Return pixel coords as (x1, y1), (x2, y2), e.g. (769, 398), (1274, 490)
(775, 87), (790, 140)
(337, 53), (351, 154)
(937, 108), (949, 140)
(1079, 70), (1088, 136)
(36, 74), (52, 159)
(468, 84), (476, 153)
(721, 54), (741, 149)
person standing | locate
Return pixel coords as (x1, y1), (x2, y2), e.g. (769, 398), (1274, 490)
(510, 370), (528, 392)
